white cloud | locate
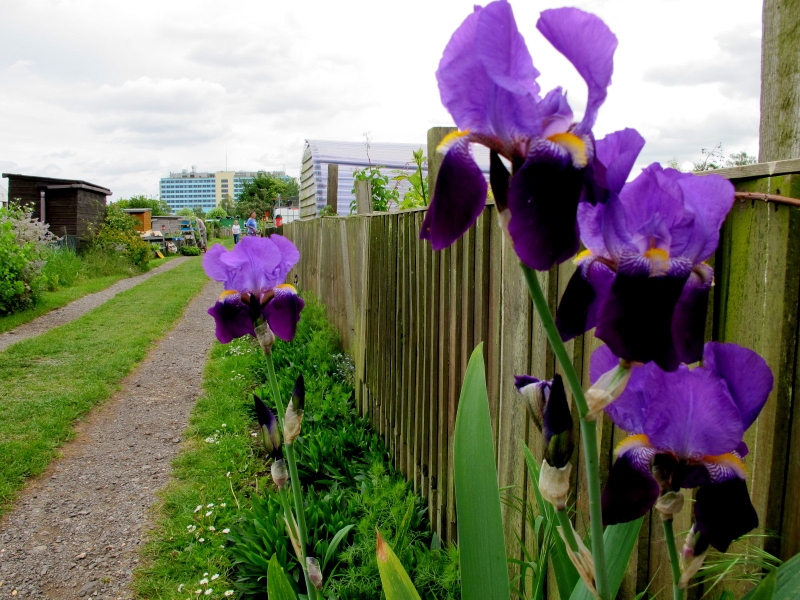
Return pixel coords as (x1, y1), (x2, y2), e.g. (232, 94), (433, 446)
(0, 0), (762, 198)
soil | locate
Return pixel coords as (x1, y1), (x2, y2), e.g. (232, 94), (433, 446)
(0, 257), (189, 353)
(0, 278), (221, 599)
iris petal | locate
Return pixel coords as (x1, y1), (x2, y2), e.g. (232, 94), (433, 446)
(642, 366), (743, 458)
(556, 256), (614, 341)
(264, 285), (306, 342)
(212, 236), (284, 294)
(672, 264), (713, 364)
(207, 293), (256, 344)
(593, 128), (646, 197)
(694, 478), (758, 552)
(420, 138), (487, 250)
(703, 342), (774, 431)
(507, 147), (584, 271)
(536, 7), (617, 133)
(602, 445), (659, 526)
(595, 259), (690, 371)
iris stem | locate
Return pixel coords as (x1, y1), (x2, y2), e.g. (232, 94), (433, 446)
(555, 509), (580, 553)
(662, 519), (685, 600)
(264, 351), (318, 600)
(521, 264), (611, 600)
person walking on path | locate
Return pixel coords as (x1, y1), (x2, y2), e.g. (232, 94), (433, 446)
(232, 219), (241, 244)
(196, 218), (207, 251)
(246, 211), (258, 236)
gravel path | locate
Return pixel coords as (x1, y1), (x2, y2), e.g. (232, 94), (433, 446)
(0, 257), (190, 353)
(0, 278), (221, 599)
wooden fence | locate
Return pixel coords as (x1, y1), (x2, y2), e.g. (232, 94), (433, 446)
(280, 156), (800, 598)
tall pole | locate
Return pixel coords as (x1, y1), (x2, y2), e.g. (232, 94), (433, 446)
(759, 0), (800, 162)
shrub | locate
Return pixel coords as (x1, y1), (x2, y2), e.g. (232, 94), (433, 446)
(180, 245), (201, 256)
(0, 205), (55, 314)
(92, 204), (151, 267)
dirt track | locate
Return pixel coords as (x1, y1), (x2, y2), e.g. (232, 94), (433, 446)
(0, 278), (220, 599)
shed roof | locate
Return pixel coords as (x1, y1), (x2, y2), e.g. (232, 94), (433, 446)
(122, 208), (152, 214)
(2, 173), (112, 195)
(299, 139), (491, 217)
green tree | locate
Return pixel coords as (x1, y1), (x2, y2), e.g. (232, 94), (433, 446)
(191, 206), (206, 219)
(234, 174), (290, 219)
(205, 207), (227, 220)
(176, 207), (195, 217)
(115, 195), (171, 216)
(283, 177), (300, 197)
(219, 194), (235, 215)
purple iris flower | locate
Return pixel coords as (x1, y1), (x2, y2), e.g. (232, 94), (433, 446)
(203, 235), (305, 344)
(592, 342), (773, 552)
(421, 0), (625, 271)
(556, 158), (734, 371)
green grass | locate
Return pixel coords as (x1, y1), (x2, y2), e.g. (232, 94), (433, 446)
(0, 253), (182, 335)
(0, 257), (209, 515)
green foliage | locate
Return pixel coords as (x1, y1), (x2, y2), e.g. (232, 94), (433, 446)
(454, 345), (510, 600)
(181, 245), (202, 256)
(742, 552), (800, 600)
(697, 534), (782, 596)
(192, 206), (206, 219)
(0, 205), (54, 314)
(114, 195), (171, 216)
(393, 149), (429, 210)
(350, 166), (399, 214)
(206, 207), (228, 220)
(91, 204), (150, 267)
(268, 554), (299, 599)
(319, 205), (338, 217)
(40, 248), (83, 291)
(177, 207), (196, 217)
(235, 174), (294, 219)
(219, 194), (235, 215)
(377, 531), (422, 600)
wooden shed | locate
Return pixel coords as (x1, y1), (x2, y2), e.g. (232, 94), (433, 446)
(2, 173), (111, 246)
(122, 208), (152, 232)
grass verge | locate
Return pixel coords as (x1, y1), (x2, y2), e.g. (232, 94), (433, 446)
(0, 257), (209, 514)
(0, 254), (182, 335)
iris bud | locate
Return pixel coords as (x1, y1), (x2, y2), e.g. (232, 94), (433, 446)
(543, 375), (574, 468)
(585, 360), (632, 419)
(292, 373), (306, 411)
(539, 460), (572, 511)
(271, 459), (288, 489)
(515, 374), (574, 468)
(655, 491), (684, 521)
(253, 395), (281, 457)
(306, 557), (323, 590)
(254, 321), (275, 354)
(284, 400), (304, 444)
(679, 525), (709, 589)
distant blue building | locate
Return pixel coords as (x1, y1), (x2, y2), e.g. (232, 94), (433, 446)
(159, 167), (291, 213)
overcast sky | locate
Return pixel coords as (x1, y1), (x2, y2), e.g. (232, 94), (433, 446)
(0, 0), (761, 200)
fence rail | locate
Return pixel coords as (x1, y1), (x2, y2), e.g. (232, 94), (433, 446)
(280, 156), (800, 598)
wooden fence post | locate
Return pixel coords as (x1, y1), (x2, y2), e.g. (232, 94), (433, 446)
(355, 180), (372, 214)
(759, 0), (800, 162)
(326, 164), (339, 214)
(427, 127), (457, 195)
